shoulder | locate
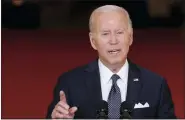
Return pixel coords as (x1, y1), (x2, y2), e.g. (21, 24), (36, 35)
(58, 64), (88, 80)
(57, 59), (97, 83)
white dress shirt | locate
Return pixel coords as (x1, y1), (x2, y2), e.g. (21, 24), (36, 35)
(98, 59), (129, 102)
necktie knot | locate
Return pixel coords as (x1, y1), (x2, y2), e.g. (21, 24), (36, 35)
(111, 74), (120, 85)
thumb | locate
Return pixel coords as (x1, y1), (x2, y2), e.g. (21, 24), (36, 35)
(59, 91), (66, 102)
(69, 106), (78, 114)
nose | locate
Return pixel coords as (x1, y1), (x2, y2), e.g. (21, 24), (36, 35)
(109, 34), (119, 45)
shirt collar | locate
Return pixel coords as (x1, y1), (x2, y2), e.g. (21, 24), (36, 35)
(98, 59), (129, 84)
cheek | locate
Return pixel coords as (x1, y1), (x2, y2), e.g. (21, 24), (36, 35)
(118, 38), (131, 53)
(96, 43), (109, 57)
(96, 43), (107, 52)
(119, 35), (131, 45)
(95, 37), (108, 50)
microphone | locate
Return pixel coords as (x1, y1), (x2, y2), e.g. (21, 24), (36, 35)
(96, 100), (108, 119)
(120, 101), (133, 119)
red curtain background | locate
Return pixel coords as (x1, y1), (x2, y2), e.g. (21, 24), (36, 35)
(1, 29), (184, 118)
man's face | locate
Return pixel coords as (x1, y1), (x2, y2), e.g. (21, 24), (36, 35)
(89, 11), (133, 66)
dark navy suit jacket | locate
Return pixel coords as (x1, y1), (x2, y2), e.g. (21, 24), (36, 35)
(46, 59), (176, 119)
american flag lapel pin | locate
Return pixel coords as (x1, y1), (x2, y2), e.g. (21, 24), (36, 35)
(133, 78), (139, 81)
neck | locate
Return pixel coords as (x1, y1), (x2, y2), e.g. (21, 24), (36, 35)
(100, 59), (126, 73)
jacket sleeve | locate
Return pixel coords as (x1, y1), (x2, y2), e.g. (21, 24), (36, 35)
(156, 78), (176, 118)
(46, 73), (69, 119)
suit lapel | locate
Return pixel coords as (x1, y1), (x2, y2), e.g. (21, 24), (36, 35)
(84, 59), (102, 106)
(126, 60), (143, 108)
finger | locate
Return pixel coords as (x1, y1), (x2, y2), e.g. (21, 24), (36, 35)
(55, 112), (64, 118)
(58, 101), (70, 110)
(60, 91), (67, 102)
(55, 104), (69, 114)
(69, 106), (78, 114)
(51, 109), (63, 119)
(60, 107), (78, 119)
(63, 114), (73, 119)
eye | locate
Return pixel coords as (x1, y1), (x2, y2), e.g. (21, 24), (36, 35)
(117, 31), (124, 34)
(102, 33), (109, 36)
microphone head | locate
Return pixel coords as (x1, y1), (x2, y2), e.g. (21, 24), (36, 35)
(96, 100), (108, 118)
(120, 101), (133, 113)
(120, 101), (133, 119)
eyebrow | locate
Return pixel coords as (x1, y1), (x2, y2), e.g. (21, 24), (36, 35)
(100, 29), (125, 32)
(100, 30), (110, 32)
(116, 29), (125, 31)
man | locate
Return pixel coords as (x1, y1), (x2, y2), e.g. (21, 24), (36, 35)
(46, 5), (176, 119)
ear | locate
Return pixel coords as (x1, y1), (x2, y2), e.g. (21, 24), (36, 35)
(89, 32), (97, 50)
(128, 29), (133, 46)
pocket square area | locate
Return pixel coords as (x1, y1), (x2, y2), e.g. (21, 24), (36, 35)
(134, 102), (150, 109)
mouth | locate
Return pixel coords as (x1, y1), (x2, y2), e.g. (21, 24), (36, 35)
(108, 49), (121, 54)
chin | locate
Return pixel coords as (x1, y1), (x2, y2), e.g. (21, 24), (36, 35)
(108, 58), (125, 65)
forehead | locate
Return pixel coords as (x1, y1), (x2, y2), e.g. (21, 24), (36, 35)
(93, 11), (128, 30)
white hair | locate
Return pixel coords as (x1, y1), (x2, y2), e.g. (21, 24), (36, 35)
(89, 5), (132, 32)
